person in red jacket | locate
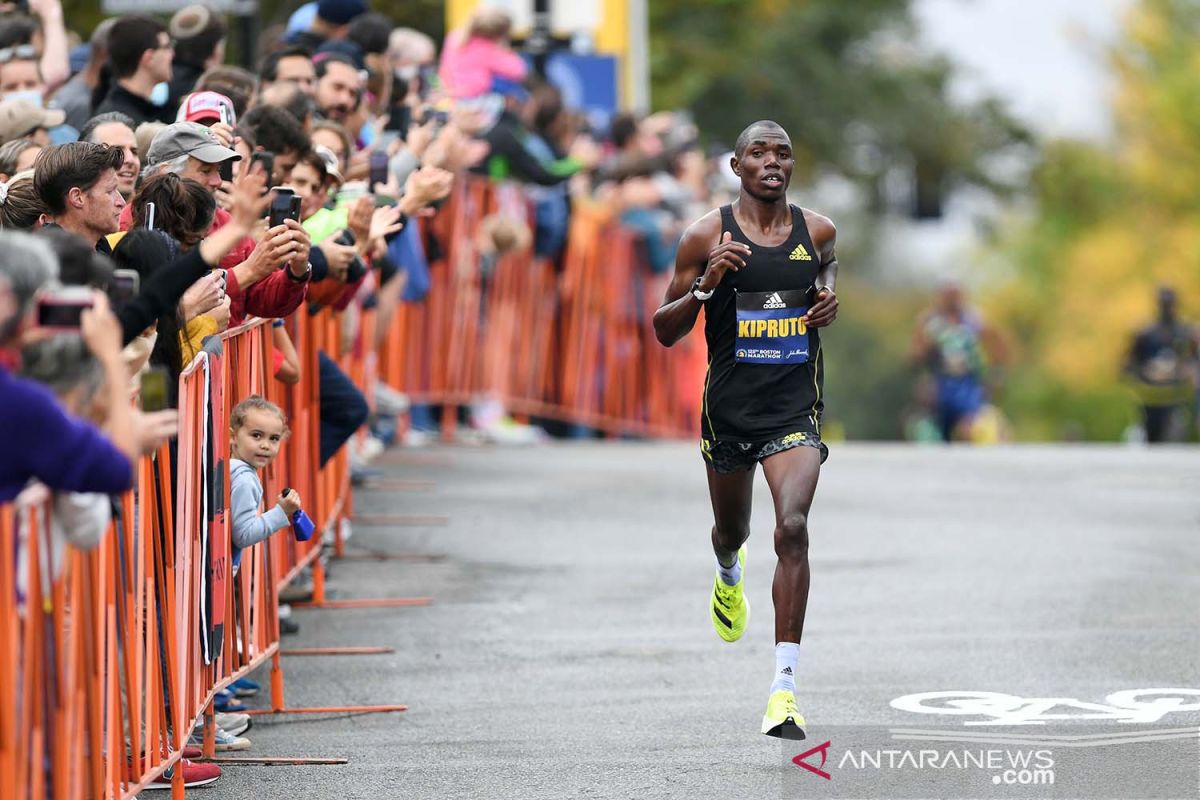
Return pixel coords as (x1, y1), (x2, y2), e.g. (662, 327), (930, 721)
(126, 122), (313, 324)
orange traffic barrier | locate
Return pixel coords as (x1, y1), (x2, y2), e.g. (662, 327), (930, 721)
(1, 303), (398, 797)
(378, 177), (707, 439)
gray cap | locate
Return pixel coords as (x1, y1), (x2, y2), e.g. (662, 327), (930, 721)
(146, 121), (241, 167)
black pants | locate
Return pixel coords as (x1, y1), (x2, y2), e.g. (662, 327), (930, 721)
(318, 351), (369, 466)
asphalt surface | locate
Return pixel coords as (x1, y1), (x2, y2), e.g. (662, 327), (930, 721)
(207, 443), (1200, 800)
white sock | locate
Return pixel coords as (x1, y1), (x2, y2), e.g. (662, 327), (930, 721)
(716, 552), (742, 586)
(770, 642), (799, 694)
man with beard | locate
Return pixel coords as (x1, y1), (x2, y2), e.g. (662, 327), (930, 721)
(314, 53), (360, 125)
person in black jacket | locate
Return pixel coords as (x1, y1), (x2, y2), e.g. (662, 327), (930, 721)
(94, 16), (176, 128)
(166, 5), (227, 111)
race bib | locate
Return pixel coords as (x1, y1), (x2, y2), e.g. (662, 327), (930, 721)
(735, 289), (809, 364)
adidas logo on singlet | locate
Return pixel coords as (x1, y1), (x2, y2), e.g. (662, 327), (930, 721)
(789, 243), (812, 261)
(763, 292), (786, 309)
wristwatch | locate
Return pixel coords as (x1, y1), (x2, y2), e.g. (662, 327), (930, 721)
(691, 277), (715, 302)
(288, 261), (312, 282)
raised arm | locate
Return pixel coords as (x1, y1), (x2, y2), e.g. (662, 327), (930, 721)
(652, 210), (749, 347)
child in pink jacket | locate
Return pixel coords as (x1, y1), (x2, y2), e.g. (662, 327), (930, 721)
(439, 7), (528, 100)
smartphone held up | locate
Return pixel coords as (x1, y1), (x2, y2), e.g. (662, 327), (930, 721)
(268, 187), (302, 228)
(36, 286), (93, 330)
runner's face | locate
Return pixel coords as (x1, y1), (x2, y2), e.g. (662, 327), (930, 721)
(735, 130), (793, 201)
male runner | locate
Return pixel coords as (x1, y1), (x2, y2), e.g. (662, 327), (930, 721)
(653, 120), (838, 740)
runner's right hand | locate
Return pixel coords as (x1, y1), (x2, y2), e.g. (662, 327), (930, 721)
(700, 231), (751, 292)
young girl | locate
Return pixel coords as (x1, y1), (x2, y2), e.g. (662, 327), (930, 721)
(229, 395), (302, 570)
(438, 7), (528, 100)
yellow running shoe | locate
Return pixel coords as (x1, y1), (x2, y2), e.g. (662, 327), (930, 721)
(761, 690), (806, 739)
(710, 546), (749, 642)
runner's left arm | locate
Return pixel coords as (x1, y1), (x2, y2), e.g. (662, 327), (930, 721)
(804, 212), (839, 328)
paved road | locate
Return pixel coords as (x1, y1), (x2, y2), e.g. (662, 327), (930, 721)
(210, 443), (1200, 799)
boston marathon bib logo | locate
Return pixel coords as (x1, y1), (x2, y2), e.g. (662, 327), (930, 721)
(735, 289), (810, 364)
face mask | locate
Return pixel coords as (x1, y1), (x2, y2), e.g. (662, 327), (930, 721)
(3, 89), (43, 106)
(394, 65), (418, 82)
(149, 82), (169, 107)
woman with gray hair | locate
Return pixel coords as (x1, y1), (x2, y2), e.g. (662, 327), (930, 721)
(0, 138), (41, 182)
(0, 231), (169, 501)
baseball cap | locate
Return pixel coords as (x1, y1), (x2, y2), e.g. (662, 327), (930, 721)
(146, 122), (241, 167)
(177, 91), (236, 125)
(313, 144), (343, 184)
(0, 99), (65, 144)
(316, 0), (368, 26)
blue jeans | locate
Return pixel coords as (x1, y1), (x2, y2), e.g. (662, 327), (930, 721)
(319, 351), (369, 466)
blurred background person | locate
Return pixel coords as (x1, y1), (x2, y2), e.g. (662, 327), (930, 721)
(1124, 286), (1198, 443)
(912, 281), (1008, 443)
(94, 15), (175, 127)
(166, 4), (227, 109)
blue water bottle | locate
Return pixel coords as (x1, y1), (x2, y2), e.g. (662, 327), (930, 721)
(282, 488), (315, 542)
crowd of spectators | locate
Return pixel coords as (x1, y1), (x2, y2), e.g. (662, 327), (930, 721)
(0, 0), (750, 786)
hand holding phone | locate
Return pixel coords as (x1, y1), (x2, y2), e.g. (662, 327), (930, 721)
(268, 187), (301, 227)
(368, 151), (389, 189)
(109, 269), (140, 310)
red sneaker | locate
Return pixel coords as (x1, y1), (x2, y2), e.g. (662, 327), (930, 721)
(144, 758), (221, 790)
(182, 746), (203, 759)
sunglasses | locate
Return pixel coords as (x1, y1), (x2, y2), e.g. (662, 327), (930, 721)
(0, 45), (37, 64)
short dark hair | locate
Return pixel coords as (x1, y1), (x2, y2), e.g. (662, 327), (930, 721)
(293, 148), (328, 184)
(315, 52), (358, 79)
(232, 123), (257, 152)
(34, 142), (124, 215)
(107, 16), (166, 80)
(195, 65), (257, 117)
(347, 13), (393, 55)
(259, 81), (313, 126)
(131, 172), (215, 248)
(0, 16), (38, 50)
(609, 112), (638, 150)
(259, 45), (312, 83)
(78, 112), (137, 145)
(171, 6), (226, 68)
(734, 120), (788, 157)
(241, 104), (310, 156)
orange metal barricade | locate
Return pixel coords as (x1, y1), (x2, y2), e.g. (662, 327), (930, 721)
(2, 174), (699, 799)
(1, 307), (362, 798)
(378, 177), (707, 439)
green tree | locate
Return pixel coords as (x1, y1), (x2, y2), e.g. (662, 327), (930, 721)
(984, 0), (1200, 440)
(649, 0), (1029, 200)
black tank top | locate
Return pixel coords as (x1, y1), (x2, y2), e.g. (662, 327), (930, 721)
(701, 204), (824, 441)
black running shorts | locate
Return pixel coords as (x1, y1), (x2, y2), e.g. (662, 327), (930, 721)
(700, 425), (828, 474)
